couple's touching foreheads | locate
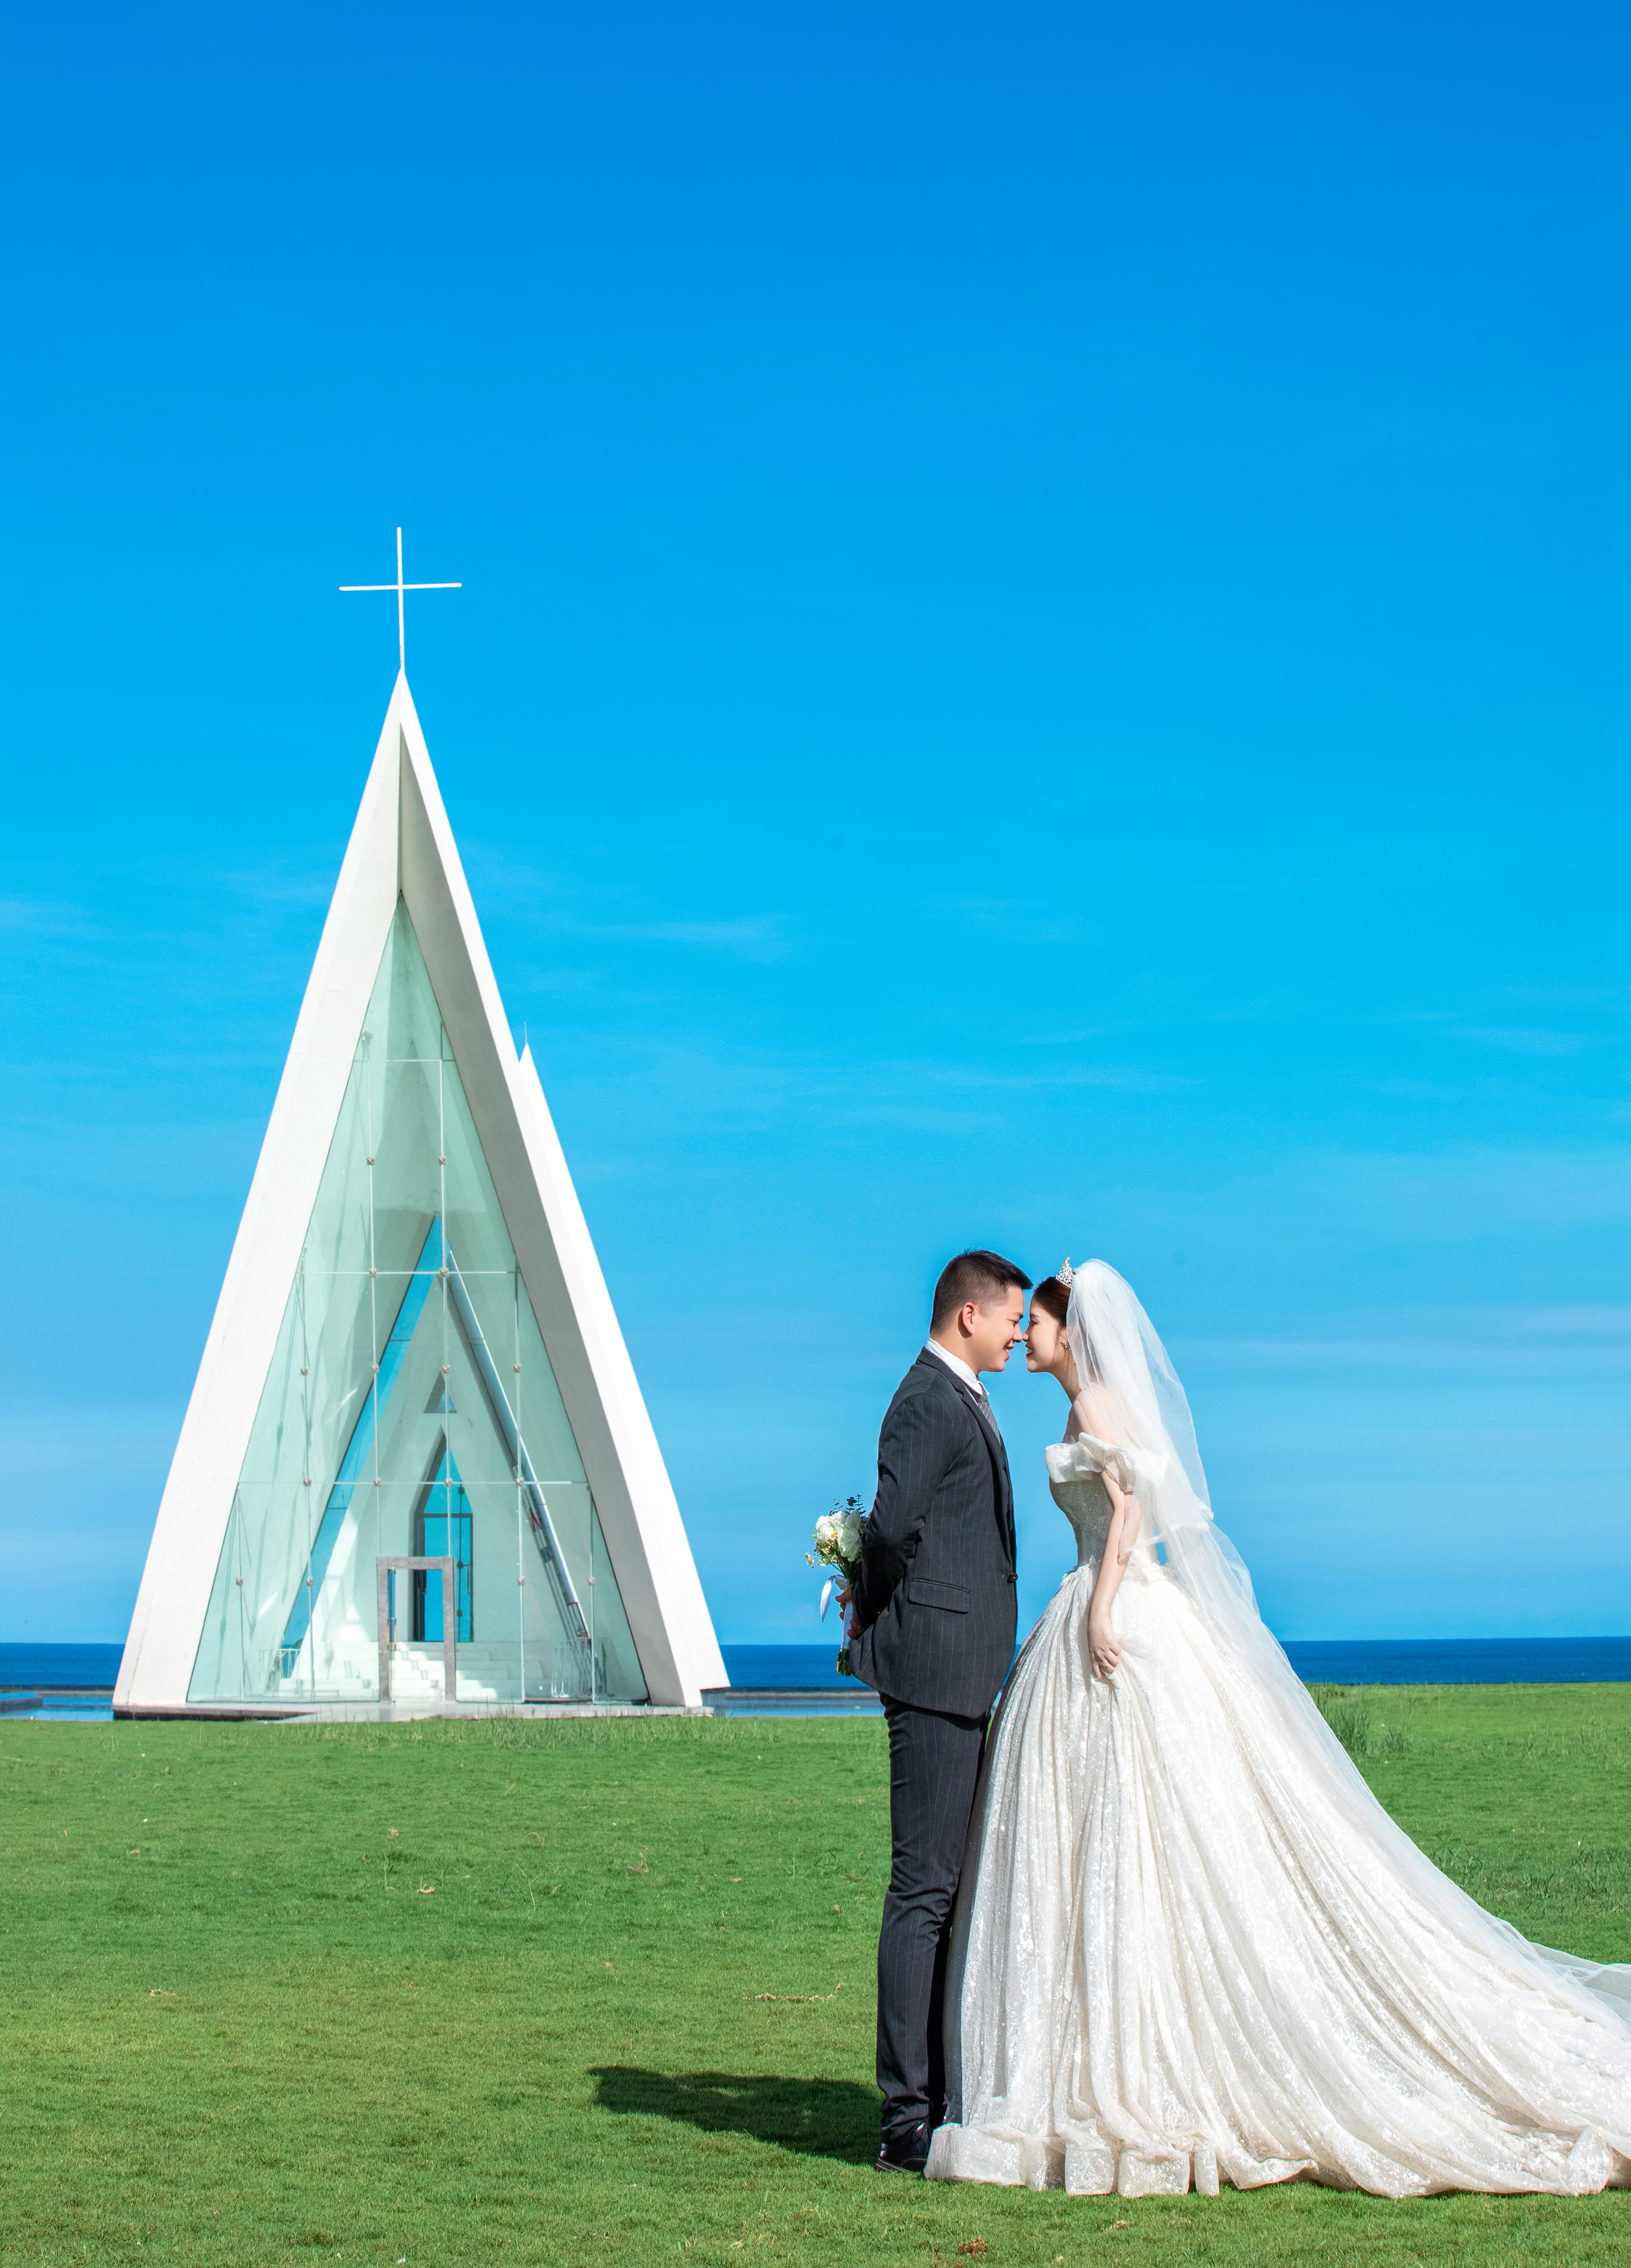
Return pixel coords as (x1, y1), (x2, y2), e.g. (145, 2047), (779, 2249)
(846, 1249), (1631, 2200)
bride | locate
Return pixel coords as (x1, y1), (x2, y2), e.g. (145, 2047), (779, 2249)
(925, 1260), (1631, 2200)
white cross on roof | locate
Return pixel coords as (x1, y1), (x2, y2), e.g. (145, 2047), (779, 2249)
(340, 527), (460, 671)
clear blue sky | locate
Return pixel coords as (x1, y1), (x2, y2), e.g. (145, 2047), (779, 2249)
(2, 3), (1626, 1651)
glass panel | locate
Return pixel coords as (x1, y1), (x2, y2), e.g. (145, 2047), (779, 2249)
(514, 1296), (588, 1491)
(188, 897), (650, 1708)
(589, 1500), (647, 1703)
(415, 1451), (473, 1643)
(451, 1482), (524, 1704)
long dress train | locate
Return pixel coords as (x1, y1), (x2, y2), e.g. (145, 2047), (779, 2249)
(925, 1434), (1631, 2200)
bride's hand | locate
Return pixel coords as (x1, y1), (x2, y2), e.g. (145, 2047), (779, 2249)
(1088, 1610), (1120, 1680)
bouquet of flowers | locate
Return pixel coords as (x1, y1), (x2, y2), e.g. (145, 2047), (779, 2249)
(807, 1493), (869, 1677)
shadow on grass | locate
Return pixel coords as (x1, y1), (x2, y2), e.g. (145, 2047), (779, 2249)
(591, 2067), (878, 2164)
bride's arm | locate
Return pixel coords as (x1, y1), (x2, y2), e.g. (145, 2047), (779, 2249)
(1086, 1468), (1138, 1679)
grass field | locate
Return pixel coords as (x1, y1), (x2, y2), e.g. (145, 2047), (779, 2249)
(4, 1685), (1630, 2268)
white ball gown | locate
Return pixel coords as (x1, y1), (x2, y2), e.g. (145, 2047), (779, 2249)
(925, 1264), (1631, 2201)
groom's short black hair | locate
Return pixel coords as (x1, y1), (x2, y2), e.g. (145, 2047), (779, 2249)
(931, 1249), (1033, 1328)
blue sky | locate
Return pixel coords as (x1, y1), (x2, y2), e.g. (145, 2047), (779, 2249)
(2, 2), (1626, 1650)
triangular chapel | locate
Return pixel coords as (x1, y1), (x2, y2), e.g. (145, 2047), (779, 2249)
(116, 674), (725, 1714)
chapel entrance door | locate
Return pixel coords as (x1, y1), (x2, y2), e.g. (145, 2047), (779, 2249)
(376, 1556), (457, 1705)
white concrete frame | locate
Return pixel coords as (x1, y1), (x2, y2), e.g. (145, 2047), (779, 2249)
(117, 673), (726, 1712)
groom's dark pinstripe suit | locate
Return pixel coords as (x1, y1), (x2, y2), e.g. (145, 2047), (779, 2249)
(851, 1349), (1018, 2141)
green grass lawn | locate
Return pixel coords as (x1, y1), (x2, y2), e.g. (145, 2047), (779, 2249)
(3, 1686), (1630, 2268)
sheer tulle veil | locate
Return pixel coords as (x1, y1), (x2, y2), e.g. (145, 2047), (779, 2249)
(1062, 1259), (1631, 2022)
(1065, 1260), (1284, 1695)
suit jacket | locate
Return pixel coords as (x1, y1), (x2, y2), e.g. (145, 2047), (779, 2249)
(850, 1349), (1018, 1717)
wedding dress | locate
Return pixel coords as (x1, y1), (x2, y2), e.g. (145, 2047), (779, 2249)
(926, 1262), (1631, 2200)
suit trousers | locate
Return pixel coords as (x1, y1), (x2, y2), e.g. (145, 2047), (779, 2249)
(876, 1694), (986, 2137)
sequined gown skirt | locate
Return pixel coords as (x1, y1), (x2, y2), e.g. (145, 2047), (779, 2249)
(925, 1548), (1631, 2199)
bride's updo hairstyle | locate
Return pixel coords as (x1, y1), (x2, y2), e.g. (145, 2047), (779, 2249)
(1029, 1274), (1070, 1328)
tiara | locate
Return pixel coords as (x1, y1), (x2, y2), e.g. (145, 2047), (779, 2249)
(1056, 1259), (1075, 1289)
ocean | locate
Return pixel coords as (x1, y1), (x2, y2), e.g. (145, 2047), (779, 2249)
(714, 1637), (1631, 1711)
(0, 1643), (126, 1720)
(5, 1636), (1630, 1720)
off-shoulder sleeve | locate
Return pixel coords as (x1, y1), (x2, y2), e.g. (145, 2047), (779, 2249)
(1045, 1434), (1165, 1495)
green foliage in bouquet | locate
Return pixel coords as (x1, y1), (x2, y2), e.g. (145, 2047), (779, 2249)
(807, 1494), (869, 1677)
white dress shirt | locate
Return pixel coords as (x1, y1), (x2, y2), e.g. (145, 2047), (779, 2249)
(924, 1337), (991, 1405)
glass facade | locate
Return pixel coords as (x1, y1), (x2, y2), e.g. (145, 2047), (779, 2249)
(188, 900), (648, 1707)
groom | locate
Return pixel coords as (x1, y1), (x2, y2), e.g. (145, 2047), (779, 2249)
(848, 1249), (1031, 2174)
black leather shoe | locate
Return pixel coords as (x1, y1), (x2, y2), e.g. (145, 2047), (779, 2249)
(875, 2121), (931, 2175)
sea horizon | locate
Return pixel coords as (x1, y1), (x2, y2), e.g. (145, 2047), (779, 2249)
(6, 1634), (1631, 1723)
